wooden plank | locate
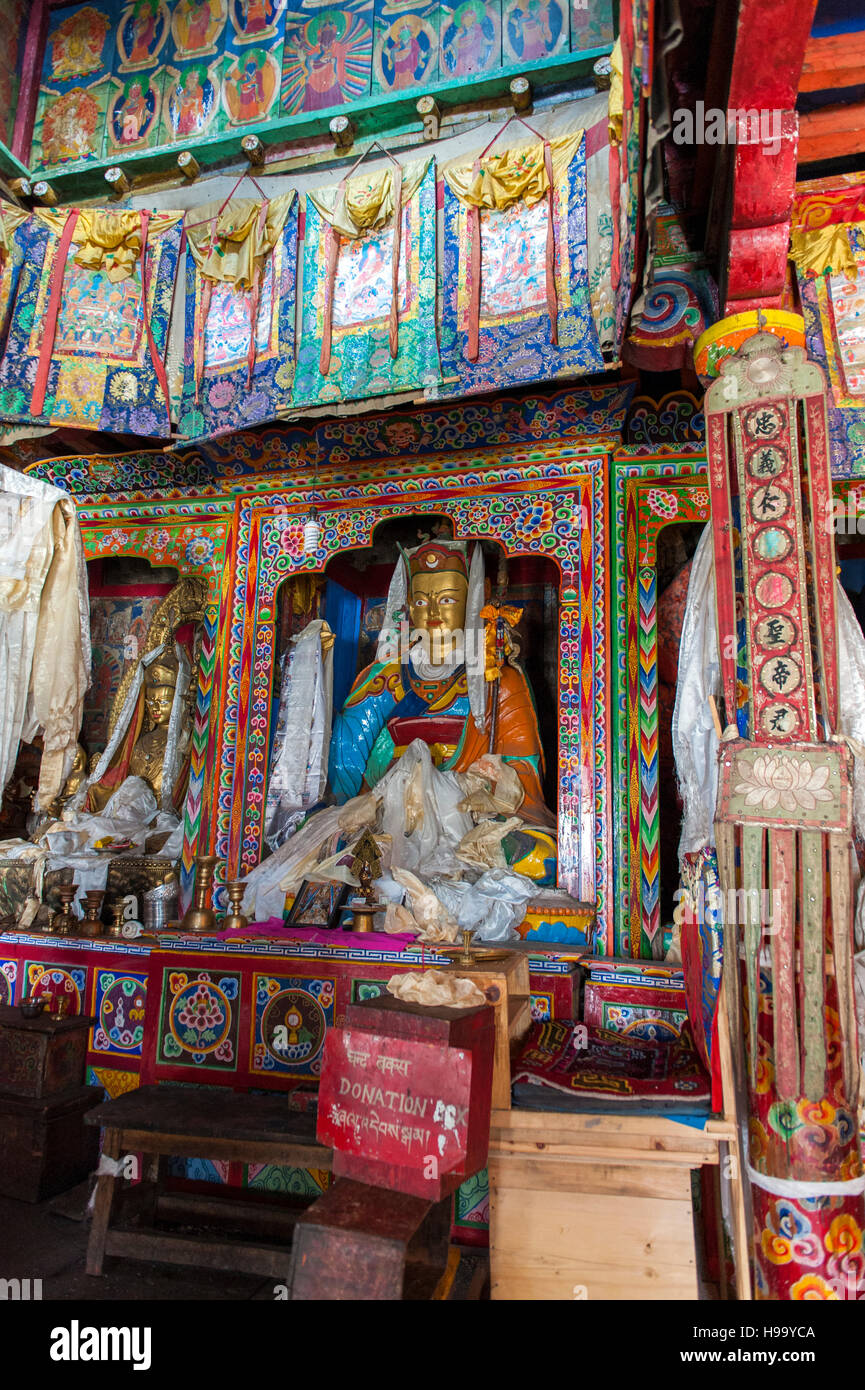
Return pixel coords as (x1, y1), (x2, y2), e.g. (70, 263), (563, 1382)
(85, 1086), (322, 1143)
(29, 43), (614, 202)
(112, 1129), (331, 1169)
(715, 981), (754, 1302)
(490, 1121), (719, 1158)
(490, 1107), (715, 1141)
(156, 1193), (305, 1237)
(491, 1141), (717, 1166)
(488, 1155), (694, 1201)
(489, 1187), (698, 1300)
(800, 31), (865, 92)
(799, 102), (865, 165)
(86, 1127), (122, 1278)
(103, 1227), (290, 1278)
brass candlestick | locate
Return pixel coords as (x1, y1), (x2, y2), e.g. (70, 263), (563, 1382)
(438, 927), (511, 964)
(109, 900), (126, 939)
(222, 880), (249, 931)
(81, 890), (106, 939)
(51, 884), (79, 937)
(182, 854), (218, 934)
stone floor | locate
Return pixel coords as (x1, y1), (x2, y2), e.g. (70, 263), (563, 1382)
(0, 1185), (489, 1301)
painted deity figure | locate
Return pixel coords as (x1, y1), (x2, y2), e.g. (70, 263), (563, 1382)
(79, 575), (206, 819)
(508, 0), (556, 60)
(172, 68), (209, 135)
(299, 16), (349, 111)
(443, 2), (494, 77)
(238, 53), (267, 118)
(330, 540), (553, 829)
(237, 0), (274, 36)
(127, 0), (161, 64)
(117, 80), (151, 143)
(176, 0), (222, 54)
(50, 10), (110, 80)
(42, 90), (101, 164)
(383, 19), (429, 90)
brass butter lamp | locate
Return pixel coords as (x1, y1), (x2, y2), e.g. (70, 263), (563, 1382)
(182, 854), (218, 934)
(222, 880), (249, 931)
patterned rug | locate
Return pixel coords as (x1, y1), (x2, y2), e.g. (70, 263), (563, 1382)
(511, 1019), (711, 1113)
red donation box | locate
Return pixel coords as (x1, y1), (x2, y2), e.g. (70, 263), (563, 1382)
(316, 995), (495, 1201)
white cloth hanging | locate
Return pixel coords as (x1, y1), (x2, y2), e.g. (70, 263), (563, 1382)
(264, 619), (334, 851)
(0, 464), (90, 808)
(672, 523), (865, 864)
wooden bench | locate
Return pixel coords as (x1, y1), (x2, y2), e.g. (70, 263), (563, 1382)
(85, 1085), (332, 1279)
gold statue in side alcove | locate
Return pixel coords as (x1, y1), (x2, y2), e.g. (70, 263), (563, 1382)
(71, 574), (207, 817)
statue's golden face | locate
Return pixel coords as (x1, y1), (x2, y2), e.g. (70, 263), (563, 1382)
(144, 684), (174, 728)
(409, 571), (468, 635)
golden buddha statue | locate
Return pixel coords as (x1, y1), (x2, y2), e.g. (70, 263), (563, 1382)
(126, 653), (180, 805)
(80, 576), (206, 817)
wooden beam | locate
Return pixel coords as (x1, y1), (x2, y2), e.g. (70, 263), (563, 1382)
(728, 0), (819, 110)
(800, 31), (865, 93)
(799, 100), (865, 164)
(27, 42), (612, 202)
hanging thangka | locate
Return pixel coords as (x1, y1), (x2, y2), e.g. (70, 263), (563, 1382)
(292, 155), (440, 408)
(436, 124), (604, 398)
(0, 205), (29, 360)
(0, 207), (183, 437)
(178, 191), (297, 441)
(790, 175), (865, 478)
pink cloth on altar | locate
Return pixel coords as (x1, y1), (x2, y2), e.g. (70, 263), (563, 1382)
(211, 918), (419, 949)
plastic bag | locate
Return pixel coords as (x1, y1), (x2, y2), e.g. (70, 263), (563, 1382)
(40, 776), (158, 856)
(458, 754), (525, 817)
(451, 867), (535, 942)
(391, 866), (460, 943)
(383, 902), (420, 935)
(456, 815), (522, 870)
(378, 741), (472, 879)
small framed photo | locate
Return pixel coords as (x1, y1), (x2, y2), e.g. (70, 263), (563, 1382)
(285, 879), (350, 929)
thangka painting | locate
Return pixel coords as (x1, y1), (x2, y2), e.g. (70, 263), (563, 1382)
(372, 0), (439, 95)
(792, 177), (865, 479)
(281, 2), (373, 115)
(570, 0), (613, 52)
(436, 129), (604, 399)
(502, 0), (568, 65)
(0, 209), (183, 437)
(222, 5), (284, 126)
(32, 2), (117, 168)
(0, 208), (29, 361)
(292, 157), (440, 407)
(439, 0), (500, 76)
(178, 192), (298, 440)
